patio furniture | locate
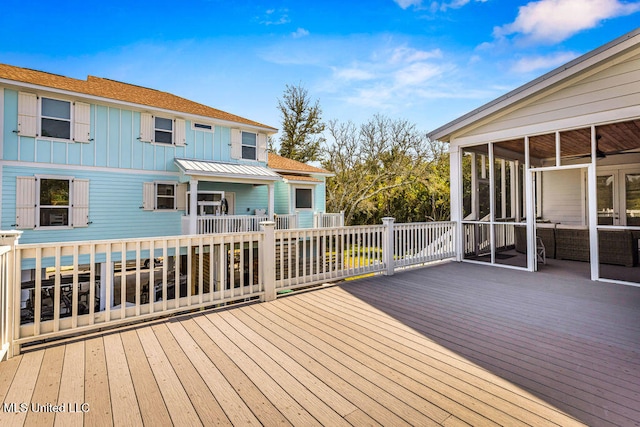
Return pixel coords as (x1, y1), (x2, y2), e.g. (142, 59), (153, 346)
(536, 236), (546, 264)
(555, 226), (590, 262)
(514, 223), (556, 259)
(598, 230), (637, 267)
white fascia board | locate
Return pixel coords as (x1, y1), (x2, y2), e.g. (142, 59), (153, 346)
(450, 104), (640, 148)
(270, 168), (334, 177)
(187, 174), (282, 184)
(0, 79), (278, 134)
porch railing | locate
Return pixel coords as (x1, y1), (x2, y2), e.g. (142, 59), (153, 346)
(275, 214), (298, 230)
(198, 215), (268, 234)
(2, 219), (455, 357)
(314, 212), (345, 228)
(0, 245), (11, 361)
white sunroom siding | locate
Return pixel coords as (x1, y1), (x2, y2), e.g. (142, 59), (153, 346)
(2, 165), (186, 244)
(463, 52), (640, 140)
(541, 169), (585, 225)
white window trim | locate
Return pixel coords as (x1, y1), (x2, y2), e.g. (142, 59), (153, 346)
(38, 96), (74, 142)
(294, 186), (314, 211)
(241, 131), (258, 161)
(35, 174), (74, 229)
(154, 116), (174, 145)
(155, 181), (178, 211)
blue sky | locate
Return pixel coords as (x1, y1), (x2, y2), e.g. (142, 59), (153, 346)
(1, 0), (639, 141)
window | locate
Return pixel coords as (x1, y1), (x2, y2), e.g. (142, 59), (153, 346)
(39, 178), (70, 226)
(143, 182), (186, 211)
(193, 123), (213, 131)
(295, 188), (313, 209)
(242, 131), (257, 160)
(156, 183), (176, 209)
(155, 117), (173, 144)
(41, 97), (71, 139)
(15, 175), (90, 229)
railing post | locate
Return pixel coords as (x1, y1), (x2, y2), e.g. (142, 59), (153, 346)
(260, 221), (276, 302)
(382, 217), (395, 276)
(1, 231), (22, 359)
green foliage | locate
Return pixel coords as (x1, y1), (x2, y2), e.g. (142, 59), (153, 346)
(277, 83), (325, 163)
(322, 114), (450, 225)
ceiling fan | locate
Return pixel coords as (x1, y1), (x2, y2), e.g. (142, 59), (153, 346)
(564, 135), (640, 160)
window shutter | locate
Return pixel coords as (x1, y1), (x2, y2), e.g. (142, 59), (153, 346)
(15, 176), (36, 229)
(17, 92), (37, 137)
(257, 133), (267, 162)
(175, 119), (186, 146)
(140, 113), (153, 142)
(72, 179), (90, 227)
(143, 182), (155, 210)
(73, 102), (91, 143)
(176, 183), (187, 210)
(231, 129), (242, 159)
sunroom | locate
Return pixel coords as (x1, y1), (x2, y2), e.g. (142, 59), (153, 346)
(428, 28), (640, 286)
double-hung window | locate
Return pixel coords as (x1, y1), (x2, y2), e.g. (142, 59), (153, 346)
(39, 178), (71, 226)
(154, 117), (173, 144)
(142, 182), (186, 211)
(242, 131), (257, 160)
(156, 183), (176, 209)
(41, 97), (71, 139)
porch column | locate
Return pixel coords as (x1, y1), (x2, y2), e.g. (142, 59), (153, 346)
(449, 145), (463, 261)
(588, 126), (599, 280)
(268, 183), (275, 221)
(189, 179), (198, 235)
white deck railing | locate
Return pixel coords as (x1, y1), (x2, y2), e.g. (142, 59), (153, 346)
(275, 214), (297, 230)
(274, 225), (387, 291)
(314, 212), (345, 228)
(394, 222), (457, 268)
(2, 219), (455, 357)
(0, 245), (11, 361)
(198, 215), (268, 234)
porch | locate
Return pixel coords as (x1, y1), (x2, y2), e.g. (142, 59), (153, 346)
(1, 261), (638, 426)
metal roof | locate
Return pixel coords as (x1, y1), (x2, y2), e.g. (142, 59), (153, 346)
(175, 158), (282, 182)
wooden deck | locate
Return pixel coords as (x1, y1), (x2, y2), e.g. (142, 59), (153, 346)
(1, 261), (639, 426)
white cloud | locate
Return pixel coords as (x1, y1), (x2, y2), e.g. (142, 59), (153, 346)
(510, 51), (579, 73)
(389, 46), (442, 64)
(393, 0), (423, 9)
(494, 0), (640, 43)
(394, 62), (443, 86)
(292, 28), (310, 38)
(333, 67), (376, 81)
(260, 8), (290, 25)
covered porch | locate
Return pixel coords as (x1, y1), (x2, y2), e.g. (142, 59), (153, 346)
(1, 261), (638, 426)
(175, 158), (282, 234)
(430, 28), (640, 287)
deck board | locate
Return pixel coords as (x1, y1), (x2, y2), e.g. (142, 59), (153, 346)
(84, 337), (113, 427)
(54, 341), (84, 427)
(24, 345), (64, 427)
(102, 333), (143, 426)
(2, 261), (639, 426)
(119, 329), (172, 427)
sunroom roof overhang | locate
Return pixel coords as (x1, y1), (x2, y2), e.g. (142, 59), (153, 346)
(175, 158), (282, 184)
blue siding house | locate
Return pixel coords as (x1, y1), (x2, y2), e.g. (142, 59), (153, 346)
(0, 63), (333, 244)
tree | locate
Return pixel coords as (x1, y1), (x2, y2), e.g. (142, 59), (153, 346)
(322, 114), (449, 225)
(277, 83), (325, 163)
